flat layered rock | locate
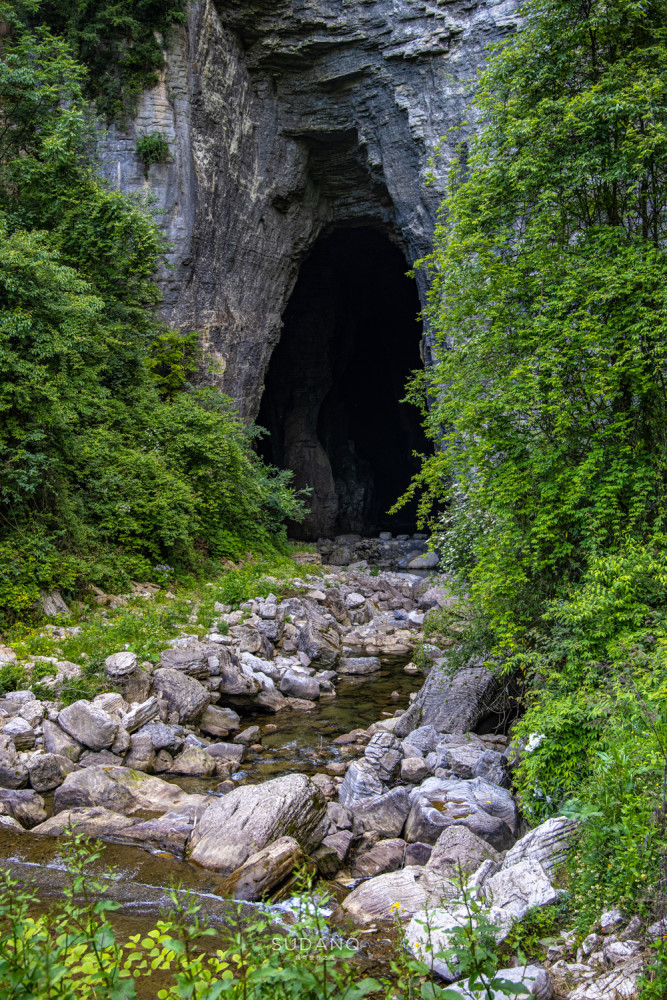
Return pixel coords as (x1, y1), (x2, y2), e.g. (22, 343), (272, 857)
(342, 867), (456, 926)
(187, 773), (327, 874)
(501, 815), (577, 879)
(53, 765), (205, 816)
(394, 657), (499, 738)
(32, 806), (135, 839)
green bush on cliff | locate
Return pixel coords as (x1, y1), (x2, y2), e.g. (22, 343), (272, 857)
(0, 5), (304, 625)
(402, 0), (667, 938)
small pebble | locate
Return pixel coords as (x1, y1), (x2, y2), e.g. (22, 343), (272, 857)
(264, 724), (278, 732)
(390, 690), (400, 699)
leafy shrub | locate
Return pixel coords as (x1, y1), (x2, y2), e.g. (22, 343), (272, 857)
(136, 131), (171, 176)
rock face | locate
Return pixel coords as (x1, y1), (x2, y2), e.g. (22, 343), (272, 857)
(187, 774), (327, 874)
(395, 659), (499, 737)
(97, 0), (520, 535)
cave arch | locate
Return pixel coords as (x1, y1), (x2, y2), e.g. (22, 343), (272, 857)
(256, 227), (428, 540)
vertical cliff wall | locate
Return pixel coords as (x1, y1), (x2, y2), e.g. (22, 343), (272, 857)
(97, 0), (519, 535)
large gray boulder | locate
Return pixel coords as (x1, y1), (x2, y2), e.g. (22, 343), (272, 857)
(338, 759), (384, 808)
(351, 838), (406, 878)
(297, 622), (340, 668)
(159, 642), (218, 677)
(364, 731), (403, 782)
(187, 773), (327, 874)
(427, 825), (502, 879)
(501, 816), (577, 878)
(394, 658), (499, 737)
(354, 787), (411, 838)
(220, 836), (305, 901)
(32, 806), (136, 839)
(337, 657), (381, 675)
(279, 669), (320, 701)
(401, 725), (440, 759)
(121, 696), (160, 733)
(53, 765), (206, 816)
(404, 777), (517, 851)
(342, 867), (457, 926)
(42, 720), (82, 762)
(120, 803), (207, 856)
(483, 860), (559, 936)
(199, 705), (240, 738)
(0, 746), (28, 788)
(0, 788), (47, 828)
(57, 701), (119, 751)
(153, 668), (210, 724)
(28, 753), (79, 792)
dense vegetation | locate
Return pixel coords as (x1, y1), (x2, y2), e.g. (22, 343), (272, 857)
(0, 0), (304, 627)
(402, 0), (667, 966)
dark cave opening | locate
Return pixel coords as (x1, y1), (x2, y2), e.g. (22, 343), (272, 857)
(256, 227), (428, 541)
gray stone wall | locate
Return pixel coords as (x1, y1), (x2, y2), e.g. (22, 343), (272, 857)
(97, 0), (519, 418)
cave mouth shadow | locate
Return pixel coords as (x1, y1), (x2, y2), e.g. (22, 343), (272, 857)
(256, 227), (429, 541)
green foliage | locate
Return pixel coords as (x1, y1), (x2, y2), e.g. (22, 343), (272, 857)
(402, 0), (667, 931)
(37, 0), (188, 120)
(135, 131), (171, 176)
(0, 835), (382, 1000)
(0, 9), (305, 626)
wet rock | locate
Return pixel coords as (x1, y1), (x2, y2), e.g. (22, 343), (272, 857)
(199, 704), (240, 738)
(279, 669), (320, 701)
(404, 777), (517, 851)
(169, 747), (218, 777)
(187, 773), (327, 875)
(338, 759), (384, 807)
(502, 815), (577, 879)
(153, 668), (210, 724)
(427, 825), (502, 878)
(58, 700), (119, 751)
(401, 757), (430, 783)
(205, 742), (245, 763)
(32, 806), (136, 839)
(364, 731), (403, 781)
(394, 658), (499, 738)
(342, 867), (456, 926)
(0, 788), (47, 828)
(124, 732), (156, 773)
(121, 803), (206, 856)
(284, 696), (317, 711)
(234, 726), (260, 746)
(351, 838), (405, 878)
(28, 753), (79, 792)
(354, 786), (411, 838)
(53, 765), (205, 816)
(221, 836), (306, 900)
(42, 720), (82, 762)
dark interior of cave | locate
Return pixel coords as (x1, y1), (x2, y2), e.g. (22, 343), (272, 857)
(256, 227), (428, 541)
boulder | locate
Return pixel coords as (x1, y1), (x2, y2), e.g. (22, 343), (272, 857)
(234, 726), (260, 746)
(279, 670), (320, 701)
(120, 696), (161, 734)
(42, 720), (82, 762)
(58, 701), (119, 751)
(169, 748), (218, 777)
(0, 747), (29, 788)
(404, 777), (517, 851)
(93, 693), (127, 717)
(220, 836), (305, 901)
(297, 622), (340, 668)
(444, 966), (553, 999)
(135, 720), (184, 752)
(205, 742), (245, 763)
(0, 814), (24, 833)
(401, 758), (430, 784)
(401, 725), (441, 758)
(153, 668), (210, 724)
(351, 838), (406, 878)
(483, 860), (558, 937)
(216, 659), (261, 698)
(364, 731), (403, 782)
(104, 652), (138, 678)
(338, 759), (384, 808)
(123, 732), (156, 772)
(0, 788), (47, 828)
(501, 816), (577, 879)
(427, 826), (502, 879)
(338, 657), (381, 675)
(32, 806), (135, 839)
(343, 622), (415, 664)
(312, 831), (355, 876)
(3, 717), (36, 750)
(199, 705), (240, 738)
(53, 765), (205, 816)
(342, 867), (456, 926)
(187, 773), (327, 874)
(159, 643), (218, 677)
(354, 787), (411, 838)
(394, 658), (499, 738)
(405, 842), (432, 866)
(79, 750), (123, 768)
(111, 727), (132, 755)
(28, 753), (79, 792)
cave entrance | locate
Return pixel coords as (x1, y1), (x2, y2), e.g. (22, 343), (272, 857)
(256, 228), (428, 541)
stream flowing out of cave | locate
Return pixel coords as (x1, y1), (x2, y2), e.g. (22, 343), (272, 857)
(0, 659), (423, 945)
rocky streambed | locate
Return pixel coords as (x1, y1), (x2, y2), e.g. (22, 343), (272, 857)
(0, 558), (659, 998)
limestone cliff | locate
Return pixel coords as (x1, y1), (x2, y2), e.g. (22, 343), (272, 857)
(98, 0), (519, 420)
